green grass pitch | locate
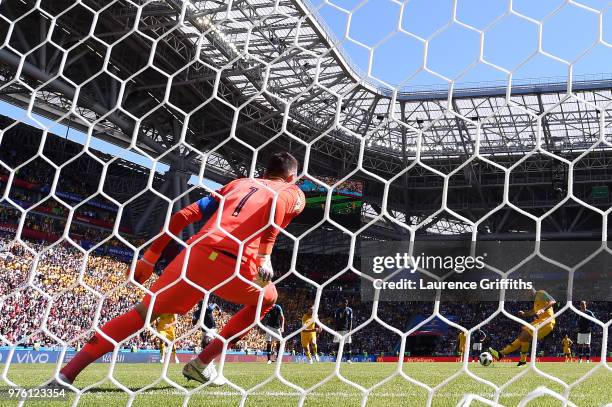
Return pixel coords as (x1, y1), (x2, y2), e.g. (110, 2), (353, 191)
(1, 362), (610, 406)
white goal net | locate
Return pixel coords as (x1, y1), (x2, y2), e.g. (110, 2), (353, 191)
(0, 0), (610, 406)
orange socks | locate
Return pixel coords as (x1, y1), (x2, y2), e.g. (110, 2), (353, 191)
(61, 309), (145, 382)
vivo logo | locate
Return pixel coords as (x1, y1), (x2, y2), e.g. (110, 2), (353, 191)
(14, 352), (50, 364)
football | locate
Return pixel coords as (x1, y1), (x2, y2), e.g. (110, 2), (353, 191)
(479, 352), (493, 366)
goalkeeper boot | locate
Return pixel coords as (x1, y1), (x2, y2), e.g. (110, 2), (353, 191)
(488, 348), (501, 361)
(516, 361), (527, 367)
(182, 360), (226, 386)
(39, 373), (72, 393)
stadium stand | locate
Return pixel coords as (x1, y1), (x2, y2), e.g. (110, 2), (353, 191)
(0, 115), (608, 361)
(1, 236), (607, 358)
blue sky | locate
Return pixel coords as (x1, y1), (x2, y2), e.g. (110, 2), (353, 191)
(2, 0), (611, 181)
(309, 0), (612, 90)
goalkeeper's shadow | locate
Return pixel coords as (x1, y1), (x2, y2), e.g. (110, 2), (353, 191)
(75, 384), (178, 394)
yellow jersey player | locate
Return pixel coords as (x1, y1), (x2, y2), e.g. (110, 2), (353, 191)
(489, 288), (556, 366)
(562, 335), (573, 362)
(457, 331), (466, 362)
(301, 307), (320, 364)
(156, 313), (179, 363)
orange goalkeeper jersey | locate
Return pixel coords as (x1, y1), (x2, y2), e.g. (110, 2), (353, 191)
(188, 178), (305, 258)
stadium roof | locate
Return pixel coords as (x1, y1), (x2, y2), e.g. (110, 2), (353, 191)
(1, 0), (611, 178)
(1, 0), (611, 239)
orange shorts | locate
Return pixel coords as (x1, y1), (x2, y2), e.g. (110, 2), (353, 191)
(142, 246), (277, 315)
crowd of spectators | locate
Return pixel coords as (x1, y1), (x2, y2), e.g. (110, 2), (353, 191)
(2, 235), (607, 359)
(1, 142), (98, 200)
(0, 236), (270, 352)
(0, 206), (131, 250)
(0, 134), (128, 244)
(0, 129), (609, 358)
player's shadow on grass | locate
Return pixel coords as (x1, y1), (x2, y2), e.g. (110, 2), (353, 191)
(79, 384), (179, 394)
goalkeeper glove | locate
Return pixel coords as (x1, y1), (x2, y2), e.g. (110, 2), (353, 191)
(132, 249), (160, 284)
(255, 254), (273, 287)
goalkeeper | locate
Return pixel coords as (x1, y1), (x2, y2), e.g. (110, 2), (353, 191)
(55, 152), (304, 387)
